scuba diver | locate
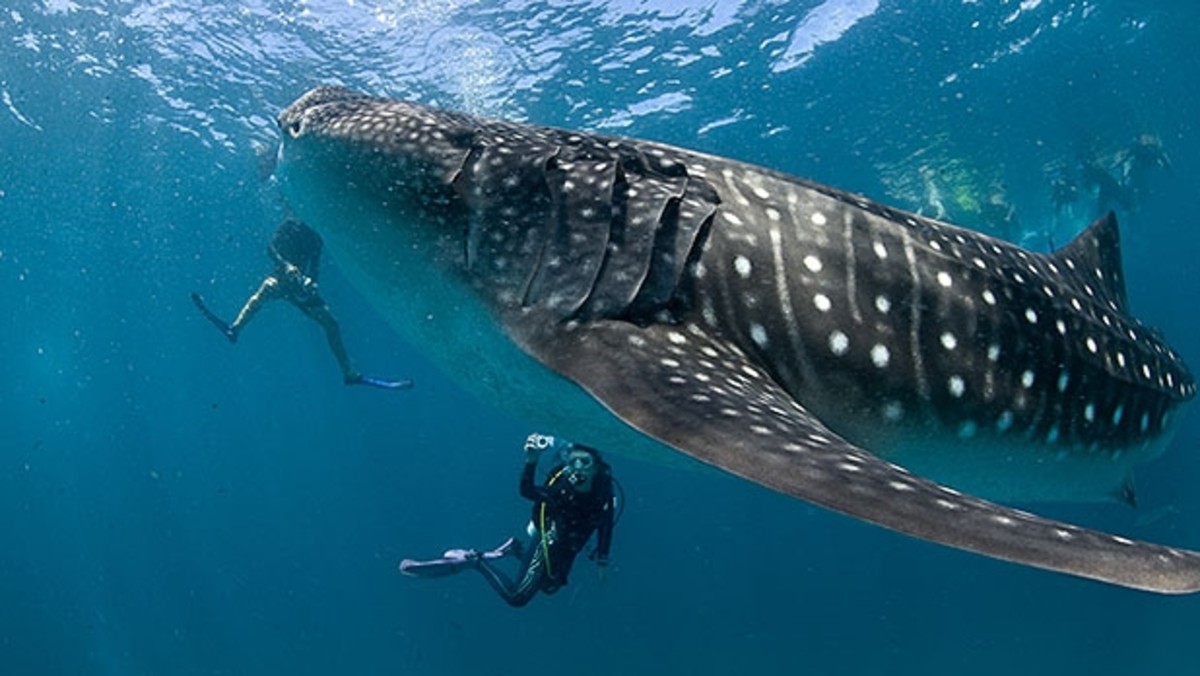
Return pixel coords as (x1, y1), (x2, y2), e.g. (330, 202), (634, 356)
(400, 433), (620, 608)
(191, 218), (411, 390)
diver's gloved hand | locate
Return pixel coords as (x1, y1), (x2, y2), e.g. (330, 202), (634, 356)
(524, 433), (570, 463)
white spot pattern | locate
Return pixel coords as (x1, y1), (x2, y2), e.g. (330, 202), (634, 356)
(870, 344), (890, 368)
(948, 376), (965, 398)
(829, 331), (849, 356)
(750, 323), (768, 347)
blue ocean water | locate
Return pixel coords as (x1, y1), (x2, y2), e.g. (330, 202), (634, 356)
(2, 0), (1199, 673)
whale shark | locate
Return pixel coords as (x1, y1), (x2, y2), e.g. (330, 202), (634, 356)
(274, 85), (1200, 593)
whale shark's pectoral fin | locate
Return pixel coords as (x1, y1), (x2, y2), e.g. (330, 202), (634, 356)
(516, 317), (1200, 593)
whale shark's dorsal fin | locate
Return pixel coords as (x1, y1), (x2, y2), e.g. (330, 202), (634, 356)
(1051, 211), (1129, 314)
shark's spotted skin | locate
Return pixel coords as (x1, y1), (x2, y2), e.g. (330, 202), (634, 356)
(275, 86), (1200, 593)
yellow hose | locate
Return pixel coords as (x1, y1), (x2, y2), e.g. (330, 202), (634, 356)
(540, 469), (564, 578)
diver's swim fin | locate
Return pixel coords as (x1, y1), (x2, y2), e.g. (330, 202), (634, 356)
(190, 292), (237, 343)
(398, 538), (516, 578)
(346, 374), (414, 390)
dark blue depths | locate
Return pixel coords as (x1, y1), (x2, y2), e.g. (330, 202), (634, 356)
(1, 1), (1198, 674)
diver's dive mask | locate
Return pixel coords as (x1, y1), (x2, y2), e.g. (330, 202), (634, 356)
(560, 447), (597, 486)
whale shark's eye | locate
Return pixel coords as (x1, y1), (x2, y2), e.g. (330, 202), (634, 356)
(287, 119), (302, 138)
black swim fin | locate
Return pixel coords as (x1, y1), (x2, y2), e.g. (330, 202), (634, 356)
(346, 373), (414, 390)
(190, 292), (237, 343)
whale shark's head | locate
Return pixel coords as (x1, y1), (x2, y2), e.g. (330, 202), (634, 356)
(275, 85), (592, 319)
(275, 86), (473, 253)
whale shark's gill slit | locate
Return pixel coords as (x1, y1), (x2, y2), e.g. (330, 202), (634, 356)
(667, 205), (716, 320)
(453, 143), (486, 270)
(628, 196), (713, 325)
(518, 222), (550, 309)
(629, 194), (684, 318)
(517, 150), (568, 309)
(626, 173), (718, 323)
(571, 159), (628, 320)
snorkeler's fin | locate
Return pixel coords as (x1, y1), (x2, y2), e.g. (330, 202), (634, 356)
(398, 538), (517, 578)
(345, 373), (414, 390)
(190, 292), (237, 343)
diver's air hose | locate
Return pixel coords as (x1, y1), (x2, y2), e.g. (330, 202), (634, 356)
(540, 468), (565, 578)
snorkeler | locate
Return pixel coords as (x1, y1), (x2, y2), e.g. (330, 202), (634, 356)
(399, 433), (620, 608)
(1079, 155), (1132, 219)
(1076, 134), (1170, 221)
(978, 183), (1020, 243)
(1048, 165), (1079, 219)
(1043, 164), (1081, 248)
(918, 165), (949, 220)
(191, 218), (412, 390)
(1115, 133), (1172, 206)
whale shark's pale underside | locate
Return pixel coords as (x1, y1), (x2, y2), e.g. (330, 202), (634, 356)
(275, 86), (1199, 593)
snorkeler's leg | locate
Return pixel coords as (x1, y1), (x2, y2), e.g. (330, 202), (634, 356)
(229, 275), (282, 341)
(302, 301), (414, 389)
(300, 301), (359, 383)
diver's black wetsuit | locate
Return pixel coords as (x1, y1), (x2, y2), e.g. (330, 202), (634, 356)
(476, 460), (615, 607)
